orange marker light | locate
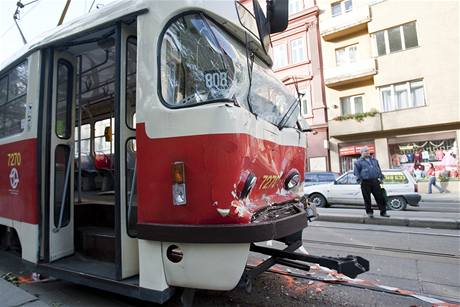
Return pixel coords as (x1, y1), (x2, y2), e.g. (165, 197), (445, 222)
(172, 162), (185, 184)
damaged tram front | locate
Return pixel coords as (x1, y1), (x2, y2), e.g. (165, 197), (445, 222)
(0, 0), (369, 304)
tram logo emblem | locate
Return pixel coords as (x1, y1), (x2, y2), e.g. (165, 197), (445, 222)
(9, 168), (19, 190)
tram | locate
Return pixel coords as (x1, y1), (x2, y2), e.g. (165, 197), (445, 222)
(0, 0), (368, 304)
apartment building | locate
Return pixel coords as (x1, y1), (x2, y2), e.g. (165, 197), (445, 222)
(241, 0), (330, 171)
(318, 0), (459, 178)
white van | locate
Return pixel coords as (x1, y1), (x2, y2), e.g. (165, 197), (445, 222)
(304, 169), (421, 211)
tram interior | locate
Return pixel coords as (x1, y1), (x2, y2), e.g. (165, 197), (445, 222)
(52, 23), (137, 275)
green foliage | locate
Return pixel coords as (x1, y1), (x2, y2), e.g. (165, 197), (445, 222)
(333, 108), (379, 122)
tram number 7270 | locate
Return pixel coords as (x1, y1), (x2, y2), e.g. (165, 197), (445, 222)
(7, 152), (22, 167)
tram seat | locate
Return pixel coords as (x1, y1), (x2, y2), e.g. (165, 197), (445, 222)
(78, 154), (98, 191)
(95, 153), (114, 192)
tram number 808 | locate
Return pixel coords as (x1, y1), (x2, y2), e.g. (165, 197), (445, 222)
(204, 70), (229, 90)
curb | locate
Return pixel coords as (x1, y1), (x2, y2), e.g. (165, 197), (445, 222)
(316, 214), (459, 229)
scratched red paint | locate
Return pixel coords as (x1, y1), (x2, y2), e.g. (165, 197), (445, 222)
(137, 123), (305, 225)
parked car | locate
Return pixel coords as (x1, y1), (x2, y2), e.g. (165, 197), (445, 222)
(304, 172), (340, 187)
(303, 169), (421, 211)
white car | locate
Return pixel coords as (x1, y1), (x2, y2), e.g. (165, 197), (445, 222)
(303, 169), (421, 211)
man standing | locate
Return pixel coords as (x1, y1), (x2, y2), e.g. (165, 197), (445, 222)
(354, 146), (390, 218)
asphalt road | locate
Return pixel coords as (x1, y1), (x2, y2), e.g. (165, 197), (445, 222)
(303, 221), (460, 302)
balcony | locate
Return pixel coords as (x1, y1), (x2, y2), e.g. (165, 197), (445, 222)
(329, 113), (382, 138)
(320, 5), (371, 40)
(324, 58), (377, 87)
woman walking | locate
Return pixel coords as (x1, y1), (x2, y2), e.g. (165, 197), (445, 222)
(426, 163), (444, 194)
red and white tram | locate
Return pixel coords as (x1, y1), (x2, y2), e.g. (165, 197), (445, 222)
(0, 0), (367, 303)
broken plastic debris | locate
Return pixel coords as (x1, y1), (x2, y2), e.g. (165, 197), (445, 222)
(217, 208), (230, 217)
(296, 245), (309, 255)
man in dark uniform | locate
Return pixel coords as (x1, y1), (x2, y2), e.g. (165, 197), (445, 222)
(354, 146), (389, 218)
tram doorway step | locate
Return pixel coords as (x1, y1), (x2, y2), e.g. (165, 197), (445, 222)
(76, 226), (115, 262)
(241, 239), (369, 293)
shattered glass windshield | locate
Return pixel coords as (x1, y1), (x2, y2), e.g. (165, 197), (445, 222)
(159, 13), (299, 129)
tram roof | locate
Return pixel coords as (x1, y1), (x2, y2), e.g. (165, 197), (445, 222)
(1, 0), (260, 72)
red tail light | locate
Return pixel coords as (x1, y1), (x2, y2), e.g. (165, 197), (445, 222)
(414, 183), (418, 192)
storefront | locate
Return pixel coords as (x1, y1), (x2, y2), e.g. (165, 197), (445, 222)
(339, 143), (375, 172)
(388, 131), (459, 179)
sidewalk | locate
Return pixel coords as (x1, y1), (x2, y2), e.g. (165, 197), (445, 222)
(316, 208), (460, 229)
(420, 192), (460, 203)
(0, 278), (49, 307)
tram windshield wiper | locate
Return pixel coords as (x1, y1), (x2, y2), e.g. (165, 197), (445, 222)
(277, 96), (301, 130)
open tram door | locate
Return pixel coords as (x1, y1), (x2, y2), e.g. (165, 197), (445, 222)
(118, 22), (139, 279)
(47, 51), (77, 262)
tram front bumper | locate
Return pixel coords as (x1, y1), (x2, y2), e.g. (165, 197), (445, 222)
(136, 201), (308, 244)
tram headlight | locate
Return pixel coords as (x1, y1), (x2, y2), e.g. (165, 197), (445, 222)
(172, 161), (187, 206)
(284, 170), (300, 190)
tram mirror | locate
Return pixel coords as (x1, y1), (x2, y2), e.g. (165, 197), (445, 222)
(104, 126), (112, 142)
(267, 0), (289, 34)
(253, 0), (271, 53)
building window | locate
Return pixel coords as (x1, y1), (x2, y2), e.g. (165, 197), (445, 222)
(335, 44), (358, 66)
(373, 22), (418, 56)
(379, 79), (425, 112)
(299, 89), (311, 115)
(0, 60), (28, 139)
(273, 44), (288, 68)
(289, 0), (303, 15)
(331, 0), (353, 17)
(340, 95), (363, 115)
(290, 37), (306, 64)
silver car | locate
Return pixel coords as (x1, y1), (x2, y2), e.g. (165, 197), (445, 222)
(303, 169), (421, 211)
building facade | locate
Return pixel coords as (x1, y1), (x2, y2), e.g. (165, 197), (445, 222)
(318, 0), (459, 180)
(241, 0), (330, 171)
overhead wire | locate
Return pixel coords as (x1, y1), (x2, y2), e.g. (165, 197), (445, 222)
(0, 0), (42, 39)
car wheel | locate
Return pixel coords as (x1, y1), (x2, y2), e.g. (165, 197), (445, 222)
(308, 193), (328, 208)
(387, 196), (407, 211)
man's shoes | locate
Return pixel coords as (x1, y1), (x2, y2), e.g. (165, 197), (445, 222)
(367, 213), (374, 218)
(380, 213), (390, 218)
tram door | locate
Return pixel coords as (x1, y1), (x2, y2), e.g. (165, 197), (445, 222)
(119, 24), (138, 278)
(48, 52), (76, 262)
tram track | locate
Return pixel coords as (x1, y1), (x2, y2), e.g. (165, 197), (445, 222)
(308, 223), (460, 238)
(301, 238), (460, 259)
(260, 267), (458, 305)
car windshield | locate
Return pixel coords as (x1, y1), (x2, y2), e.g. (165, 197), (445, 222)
(159, 13), (299, 128)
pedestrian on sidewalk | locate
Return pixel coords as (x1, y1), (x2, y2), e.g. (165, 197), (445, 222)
(427, 163), (444, 194)
(354, 146), (390, 218)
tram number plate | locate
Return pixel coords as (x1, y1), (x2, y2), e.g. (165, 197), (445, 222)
(259, 175), (281, 189)
(7, 152), (21, 167)
(204, 70), (229, 90)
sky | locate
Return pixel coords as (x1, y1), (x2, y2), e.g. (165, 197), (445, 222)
(0, 0), (116, 65)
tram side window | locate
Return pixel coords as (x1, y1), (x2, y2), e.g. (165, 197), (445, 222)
(126, 36), (137, 129)
(95, 118), (115, 154)
(75, 124), (91, 157)
(56, 60), (73, 139)
(0, 60), (28, 138)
